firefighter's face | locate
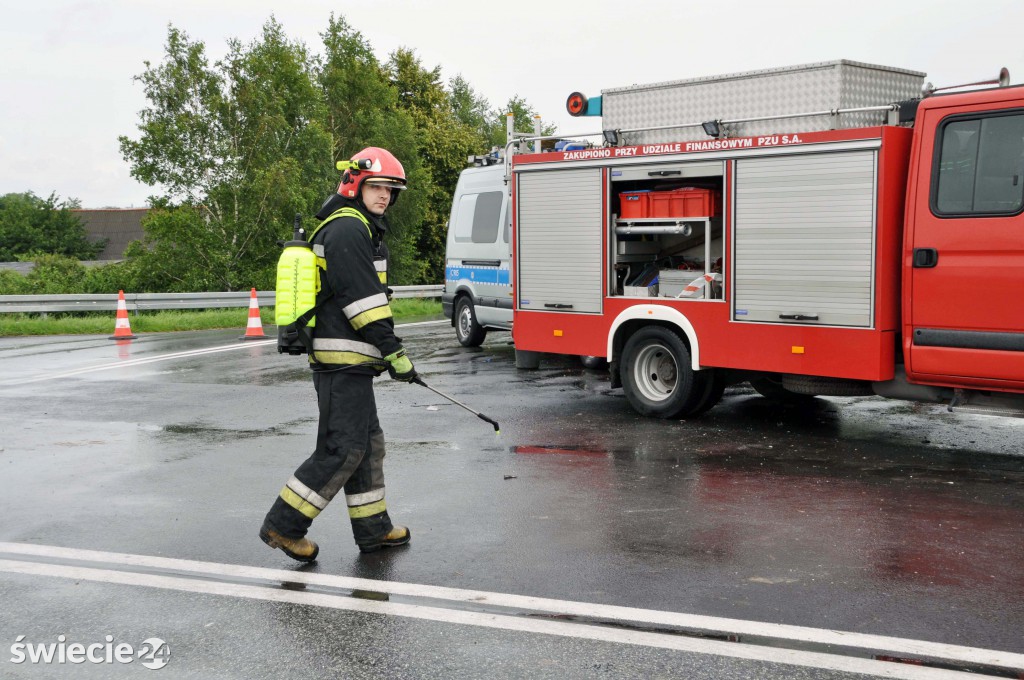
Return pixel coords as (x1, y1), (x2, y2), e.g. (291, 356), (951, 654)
(361, 183), (393, 216)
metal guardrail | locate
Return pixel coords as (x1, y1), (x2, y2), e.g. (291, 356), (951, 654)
(0, 286), (444, 314)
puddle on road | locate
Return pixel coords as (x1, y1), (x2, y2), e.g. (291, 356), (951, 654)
(161, 417), (315, 442)
(52, 440), (109, 447)
(396, 440), (461, 452)
(514, 445), (611, 458)
(501, 416), (1024, 597)
(350, 589), (390, 602)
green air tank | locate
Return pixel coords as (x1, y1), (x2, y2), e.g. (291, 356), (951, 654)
(276, 213), (321, 355)
(276, 239), (319, 328)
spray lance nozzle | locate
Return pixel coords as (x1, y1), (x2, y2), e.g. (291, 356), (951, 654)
(412, 376), (500, 435)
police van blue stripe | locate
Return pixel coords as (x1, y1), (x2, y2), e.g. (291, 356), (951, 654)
(445, 266), (510, 286)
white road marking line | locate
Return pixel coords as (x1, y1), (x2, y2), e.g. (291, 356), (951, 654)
(0, 558), (985, 680)
(2, 342), (273, 385)
(0, 542), (1018, 673)
(1, 319), (446, 386)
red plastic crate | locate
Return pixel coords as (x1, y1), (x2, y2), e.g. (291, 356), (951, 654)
(649, 188), (720, 218)
(618, 191), (650, 218)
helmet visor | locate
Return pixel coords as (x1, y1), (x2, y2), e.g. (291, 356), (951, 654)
(364, 177), (407, 190)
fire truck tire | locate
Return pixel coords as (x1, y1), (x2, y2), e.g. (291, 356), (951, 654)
(750, 377), (817, 402)
(620, 326), (710, 419)
(688, 372), (726, 417)
(515, 349), (542, 369)
(782, 375), (874, 396)
(455, 296), (487, 347)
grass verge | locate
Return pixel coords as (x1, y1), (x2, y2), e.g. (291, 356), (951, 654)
(0, 299), (443, 337)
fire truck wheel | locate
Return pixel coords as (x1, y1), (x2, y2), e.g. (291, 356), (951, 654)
(688, 372), (726, 417)
(749, 377), (817, 402)
(620, 326), (710, 419)
(782, 375), (874, 396)
(455, 296), (487, 347)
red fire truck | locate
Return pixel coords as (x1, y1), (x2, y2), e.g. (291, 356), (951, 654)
(508, 61), (1024, 418)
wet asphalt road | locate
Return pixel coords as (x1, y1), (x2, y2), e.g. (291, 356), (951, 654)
(0, 322), (1022, 679)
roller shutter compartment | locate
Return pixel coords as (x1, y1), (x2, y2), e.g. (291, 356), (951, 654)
(517, 168), (603, 314)
(733, 151), (877, 327)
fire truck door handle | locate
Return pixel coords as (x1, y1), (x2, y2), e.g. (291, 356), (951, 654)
(778, 314), (819, 321)
(544, 303), (574, 309)
(913, 248), (938, 268)
(648, 170), (681, 176)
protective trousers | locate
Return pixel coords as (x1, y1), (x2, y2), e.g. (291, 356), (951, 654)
(262, 370), (394, 549)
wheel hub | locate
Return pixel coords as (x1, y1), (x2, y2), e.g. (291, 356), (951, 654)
(458, 306), (472, 338)
(634, 343), (677, 401)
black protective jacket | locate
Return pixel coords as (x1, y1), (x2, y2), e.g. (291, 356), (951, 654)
(308, 196), (401, 374)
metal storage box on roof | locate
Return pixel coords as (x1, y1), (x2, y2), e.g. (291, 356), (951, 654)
(601, 60), (926, 144)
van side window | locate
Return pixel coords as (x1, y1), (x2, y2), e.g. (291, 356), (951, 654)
(932, 111), (1024, 216)
(453, 194), (477, 242)
(454, 191), (504, 243)
(502, 200), (510, 243)
(472, 191), (503, 243)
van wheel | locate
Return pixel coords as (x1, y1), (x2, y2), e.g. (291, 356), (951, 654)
(455, 297), (486, 347)
(620, 327), (709, 419)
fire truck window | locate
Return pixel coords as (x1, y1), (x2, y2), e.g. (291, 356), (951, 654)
(935, 113), (1024, 215)
(471, 191), (503, 244)
(974, 115), (1024, 212)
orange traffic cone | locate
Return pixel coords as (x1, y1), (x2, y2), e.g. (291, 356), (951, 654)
(110, 290), (137, 340)
(240, 288), (266, 340)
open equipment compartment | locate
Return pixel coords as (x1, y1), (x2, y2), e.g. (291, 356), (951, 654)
(609, 160), (725, 300)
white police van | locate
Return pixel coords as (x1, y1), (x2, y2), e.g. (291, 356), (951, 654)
(442, 161), (512, 346)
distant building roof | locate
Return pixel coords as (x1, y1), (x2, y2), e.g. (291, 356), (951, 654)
(72, 208), (148, 260)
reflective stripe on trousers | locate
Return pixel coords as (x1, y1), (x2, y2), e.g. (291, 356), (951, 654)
(262, 371), (393, 547)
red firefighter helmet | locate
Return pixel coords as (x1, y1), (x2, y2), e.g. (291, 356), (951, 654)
(338, 147), (407, 205)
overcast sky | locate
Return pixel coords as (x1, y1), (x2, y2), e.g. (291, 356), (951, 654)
(2, 0), (1022, 208)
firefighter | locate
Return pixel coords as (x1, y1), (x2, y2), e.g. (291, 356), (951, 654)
(259, 147), (416, 559)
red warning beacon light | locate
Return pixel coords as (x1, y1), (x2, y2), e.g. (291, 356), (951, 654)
(566, 92), (588, 116)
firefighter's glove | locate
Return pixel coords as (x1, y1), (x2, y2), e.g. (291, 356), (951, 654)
(384, 349), (417, 382)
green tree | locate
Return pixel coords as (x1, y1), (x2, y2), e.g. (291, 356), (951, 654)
(119, 19), (332, 291)
(0, 255), (141, 296)
(449, 75), (493, 144)
(118, 14), (556, 291)
(316, 15), (429, 285)
(451, 79), (558, 152)
(0, 192), (105, 261)
(121, 202), (224, 292)
(17, 254), (89, 294)
(387, 49), (480, 282)
(488, 95), (558, 151)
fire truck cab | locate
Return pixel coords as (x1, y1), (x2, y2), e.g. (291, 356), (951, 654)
(509, 61), (1024, 419)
